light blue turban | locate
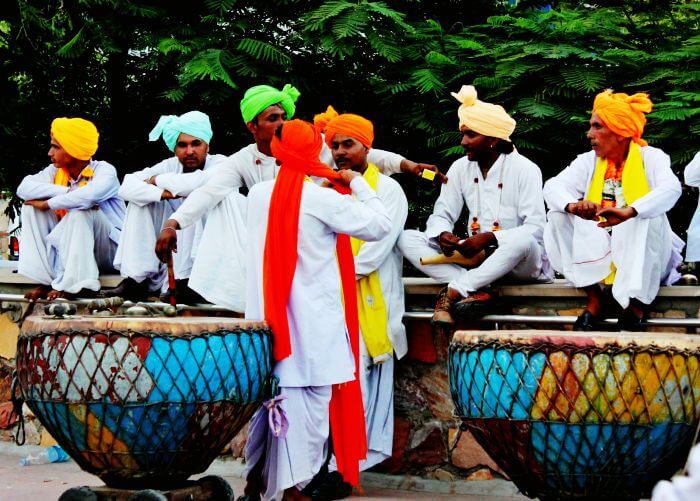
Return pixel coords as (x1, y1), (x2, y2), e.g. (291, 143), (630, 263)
(149, 111), (213, 152)
(240, 84), (300, 123)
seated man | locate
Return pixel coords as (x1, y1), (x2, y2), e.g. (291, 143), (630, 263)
(155, 84), (441, 312)
(684, 151), (700, 264)
(17, 117), (125, 300)
(399, 85), (552, 325)
(543, 90), (683, 331)
(242, 119), (391, 500)
(309, 111), (408, 499)
(111, 111), (227, 301)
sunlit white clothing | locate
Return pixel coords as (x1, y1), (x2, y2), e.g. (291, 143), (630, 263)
(684, 152), (700, 262)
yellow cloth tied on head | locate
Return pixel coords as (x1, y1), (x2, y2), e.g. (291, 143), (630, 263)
(350, 163), (393, 364)
(451, 85), (516, 141)
(52, 165), (95, 219)
(585, 141), (649, 283)
(51, 117), (99, 160)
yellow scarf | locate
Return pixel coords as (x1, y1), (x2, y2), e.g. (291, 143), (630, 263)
(350, 163), (393, 363)
(53, 165), (94, 219)
(585, 141), (649, 283)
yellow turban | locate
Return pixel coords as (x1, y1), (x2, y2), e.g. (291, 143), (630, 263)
(451, 85), (516, 142)
(50, 117), (99, 160)
(592, 89), (653, 146)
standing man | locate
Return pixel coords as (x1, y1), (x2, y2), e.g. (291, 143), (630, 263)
(544, 90), (683, 331)
(111, 111), (227, 301)
(399, 85), (552, 325)
(309, 111), (408, 499)
(17, 117), (125, 300)
(243, 119), (392, 500)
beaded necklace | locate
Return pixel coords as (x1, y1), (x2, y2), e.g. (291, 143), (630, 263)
(470, 156), (506, 236)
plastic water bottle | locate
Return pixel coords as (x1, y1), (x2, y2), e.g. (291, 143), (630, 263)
(19, 445), (70, 466)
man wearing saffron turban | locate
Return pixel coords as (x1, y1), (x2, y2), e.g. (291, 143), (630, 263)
(17, 117), (125, 300)
(241, 119), (391, 500)
(399, 85), (552, 325)
(109, 111), (228, 302)
(543, 89), (683, 331)
(154, 84), (441, 313)
(308, 111), (408, 499)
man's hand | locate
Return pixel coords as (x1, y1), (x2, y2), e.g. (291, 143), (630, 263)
(400, 159), (448, 184)
(438, 231), (461, 256)
(458, 232), (496, 258)
(565, 200), (600, 220)
(160, 190), (177, 200)
(155, 220), (179, 263)
(337, 169), (361, 187)
(147, 175), (158, 185)
(596, 206), (637, 228)
(24, 200), (50, 211)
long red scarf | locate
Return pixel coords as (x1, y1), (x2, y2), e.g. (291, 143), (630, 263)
(263, 119), (366, 486)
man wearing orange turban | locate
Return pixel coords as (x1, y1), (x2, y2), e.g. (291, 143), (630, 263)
(17, 117), (125, 301)
(398, 85), (553, 325)
(543, 90), (683, 331)
(241, 119), (392, 500)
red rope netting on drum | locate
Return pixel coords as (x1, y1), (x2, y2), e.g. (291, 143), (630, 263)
(448, 340), (700, 500)
(14, 326), (273, 489)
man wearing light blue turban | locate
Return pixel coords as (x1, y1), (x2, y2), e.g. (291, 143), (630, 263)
(108, 110), (228, 301)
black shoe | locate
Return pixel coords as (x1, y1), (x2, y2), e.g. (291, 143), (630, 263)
(235, 495), (260, 501)
(573, 310), (600, 331)
(618, 308), (646, 332)
(310, 471), (352, 500)
(103, 277), (155, 302)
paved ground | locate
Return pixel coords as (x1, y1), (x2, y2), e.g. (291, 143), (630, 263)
(0, 443), (527, 500)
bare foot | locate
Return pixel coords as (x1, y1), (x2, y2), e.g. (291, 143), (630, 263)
(24, 285), (51, 301)
(282, 487), (311, 501)
(47, 289), (74, 301)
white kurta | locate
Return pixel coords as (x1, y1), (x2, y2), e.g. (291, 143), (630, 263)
(16, 160), (125, 292)
(399, 152), (552, 295)
(543, 146), (683, 307)
(114, 154), (227, 289)
(684, 151), (700, 262)
(651, 442), (700, 501)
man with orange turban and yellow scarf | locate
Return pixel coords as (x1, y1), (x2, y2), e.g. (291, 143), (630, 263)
(544, 90), (683, 331)
(17, 117), (125, 300)
(242, 119), (391, 500)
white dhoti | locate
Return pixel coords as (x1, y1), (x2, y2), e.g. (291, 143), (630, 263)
(544, 211), (684, 308)
(398, 229), (549, 297)
(18, 206), (117, 293)
(188, 192), (248, 312)
(244, 386), (332, 501)
(114, 200), (199, 290)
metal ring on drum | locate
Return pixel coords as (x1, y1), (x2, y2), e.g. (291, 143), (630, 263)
(448, 330), (700, 501)
(15, 315), (273, 490)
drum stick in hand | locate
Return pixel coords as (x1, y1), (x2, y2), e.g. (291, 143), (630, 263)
(166, 253), (177, 306)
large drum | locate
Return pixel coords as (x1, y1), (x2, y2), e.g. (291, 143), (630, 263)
(449, 330), (700, 500)
(15, 315), (272, 489)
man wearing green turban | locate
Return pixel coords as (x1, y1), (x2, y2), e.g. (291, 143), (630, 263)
(240, 84), (301, 124)
(108, 110), (228, 301)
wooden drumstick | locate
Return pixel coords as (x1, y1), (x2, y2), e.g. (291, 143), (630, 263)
(166, 253), (177, 306)
(420, 249), (486, 267)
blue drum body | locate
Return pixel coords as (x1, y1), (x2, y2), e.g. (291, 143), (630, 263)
(449, 330), (700, 500)
(16, 316), (272, 489)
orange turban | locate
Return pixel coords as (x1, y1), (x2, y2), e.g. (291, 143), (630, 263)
(314, 106), (374, 149)
(593, 90), (653, 146)
(50, 117), (99, 160)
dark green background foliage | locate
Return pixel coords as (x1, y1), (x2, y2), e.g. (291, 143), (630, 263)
(1, 0), (698, 238)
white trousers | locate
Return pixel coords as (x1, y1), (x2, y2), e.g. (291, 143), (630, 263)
(244, 386), (332, 501)
(114, 200), (198, 290)
(544, 211), (682, 308)
(398, 229), (550, 297)
(18, 206), (117, 293)
(188, 192), (248, 312)
(652, 443), (700, 501)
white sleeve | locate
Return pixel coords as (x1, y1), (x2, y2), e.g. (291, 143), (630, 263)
(16, 165), (68, 201)
(118, 159), (173, 206)
(630, 148), (681, 218)
(495, 162), (546, 245)
(155, 170), (210, 197)
(368, 148), (405, 175)
(47, 163), (120, 210)
(543, 153), (593, 212)
(683, 152), (700, 187)
(424, 160), (464, 240)
(354, 180), (408, 277)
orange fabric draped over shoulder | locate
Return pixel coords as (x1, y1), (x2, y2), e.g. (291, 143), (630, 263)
(264, 119), (367, 487)
(593, 89), (653, 146)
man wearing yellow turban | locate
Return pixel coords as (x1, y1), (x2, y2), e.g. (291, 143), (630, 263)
(108, 111), (228, 302)
(153, 84), (442, 313)
(399, 85), (553, 325)
(17, 117), (125, 300)
(309, 111), (408, 499)
(543, 90), (683, 331)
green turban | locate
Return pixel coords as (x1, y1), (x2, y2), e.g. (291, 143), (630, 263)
(240, 84), (300, 123)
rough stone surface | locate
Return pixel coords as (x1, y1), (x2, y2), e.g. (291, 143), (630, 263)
(449, 428), (505, 477)
(406, 421), (446, 467)
(467, 468), (495, 481)
(418, 365), (453, 421)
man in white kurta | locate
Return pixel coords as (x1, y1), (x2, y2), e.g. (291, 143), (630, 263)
(307, 112), (408, 499)
(399, 85), (552, 325)
(155, 84), (441, 312)
(18, 117), (125, 300)
(111, 111), (227, 301)
(242, 119), (391, 500)
(684, 152), (700, 263)
(543, 90), (683, 331)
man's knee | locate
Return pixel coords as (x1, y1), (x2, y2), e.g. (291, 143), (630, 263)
(398, 229), (426, 256)
(502, 233), (537, 258)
